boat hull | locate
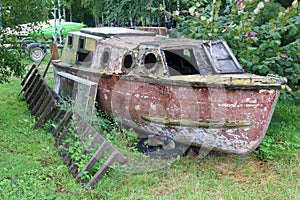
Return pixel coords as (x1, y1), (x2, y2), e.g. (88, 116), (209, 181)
(54, 67), (280, 155)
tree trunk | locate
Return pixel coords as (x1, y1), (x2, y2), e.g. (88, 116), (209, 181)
(95, 15), (100, 27)
(63, 8), (66, 21)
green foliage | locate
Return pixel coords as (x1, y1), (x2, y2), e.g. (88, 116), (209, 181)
(255, 101), (300, 160)
(0, 0), (50, 83)
(96, 109), (118, 134)
(254, 2), (281, 26)
(1, 0), (49, 28)
(0, 46), (25, 84)
(275, 0), (294, 8)
(50, 103), (140, 183)
(79, 0), (179, 26)
(0, 79), (89, 199)
(173, 0), (300, 101)
(96, 110), (139, 152)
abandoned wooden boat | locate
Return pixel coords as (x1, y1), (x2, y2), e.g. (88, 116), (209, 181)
(52, 27), (285, 155)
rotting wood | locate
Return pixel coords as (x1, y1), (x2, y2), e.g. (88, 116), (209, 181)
(20, 64), (36, 87)
(52, 109), (66, 123)
(34, 100), (56, 129)
(26, 78), (43, 104)
(53, 111), (73, 138)
(31, 90), (48, 116)
(35, 94), (52, 117)
(55, 122), (72, 147)
(85, 151), (124, 188)
(141, 115), (255, 129)
(20, 68), (38, 94)
(54, 113), (128, 186)
(24, 72), (40, 98)
(20, 64), (128, 187)
(28, 83), (46, 110)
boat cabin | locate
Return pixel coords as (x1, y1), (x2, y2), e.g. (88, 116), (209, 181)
(59, 27), (244, 78)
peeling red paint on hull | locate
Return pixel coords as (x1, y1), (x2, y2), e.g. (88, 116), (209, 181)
(95, 75), (279, 155)
(53, 67), (280, 155)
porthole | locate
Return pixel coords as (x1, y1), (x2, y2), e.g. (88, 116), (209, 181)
(123, 54), (134, 69)
(144, 52), (157, 69)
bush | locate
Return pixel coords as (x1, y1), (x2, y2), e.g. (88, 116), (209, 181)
(172, 0), (300, 101)
(0, 35), (25, 84)
(254, 2), (281, 26)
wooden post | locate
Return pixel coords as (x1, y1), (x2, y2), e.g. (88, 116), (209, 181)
(50, 43), (60, 60)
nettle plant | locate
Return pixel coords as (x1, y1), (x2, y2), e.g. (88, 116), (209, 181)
(172, 0), (300, 101)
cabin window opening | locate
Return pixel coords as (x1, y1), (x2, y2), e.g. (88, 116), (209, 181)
(183, 49), (191, 57)
(77, 52), (91, 62)
(79, 37), (85, 49)
(203, 41), (244, 74)
(123, 54), (133, 69)
(67, 35), (73, 48)
(163, 49), (200, 76)
(144, 53), (157, 69)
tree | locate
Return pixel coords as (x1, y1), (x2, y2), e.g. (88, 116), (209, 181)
(61, 0), (93, 26)
(79, 0), (167, 27)
(0, 0), (50, 84)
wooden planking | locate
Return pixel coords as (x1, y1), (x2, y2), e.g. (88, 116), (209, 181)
(53, 111), (73, 138)
(85, 151), (123, 188)
(29, 83), (47, 110)
(54, 113), (128, 187)
(21, 64), (37, 86)
(24, 72), (41, 98)
(20, 64), (127, 187)
(34, 100), (56, 129)
(26, 78), (44, 104)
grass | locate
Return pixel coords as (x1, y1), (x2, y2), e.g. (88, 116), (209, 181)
(0, 73), (300, 199)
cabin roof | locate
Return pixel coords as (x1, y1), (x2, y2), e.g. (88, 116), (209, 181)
(98, 35), (208, 51)
(99, 35), (162, 50)
(80, 27), (156, 37)
(69, 30), (104, 40)
(71, 27), (209, 50)
(139, 39), (208, 48)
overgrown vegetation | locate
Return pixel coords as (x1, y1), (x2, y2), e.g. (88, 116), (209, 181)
(255, 101), (300, 160)
(1, 78), (300, 199)
(0, 80), (94, 199)
(96, 110), (139, 151)
(172, 0), (300, 101)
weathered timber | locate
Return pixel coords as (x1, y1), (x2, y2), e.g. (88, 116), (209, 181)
(20, 68), (38, 94)
(20, 64), (36, 87)
(52, 113), (128, 186)
(19, 64), (128, 187)
(53, 111), (73, 138)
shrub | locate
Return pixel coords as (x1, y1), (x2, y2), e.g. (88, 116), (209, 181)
(0, 36), (25, 84)
(172, 0), (300, 101)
